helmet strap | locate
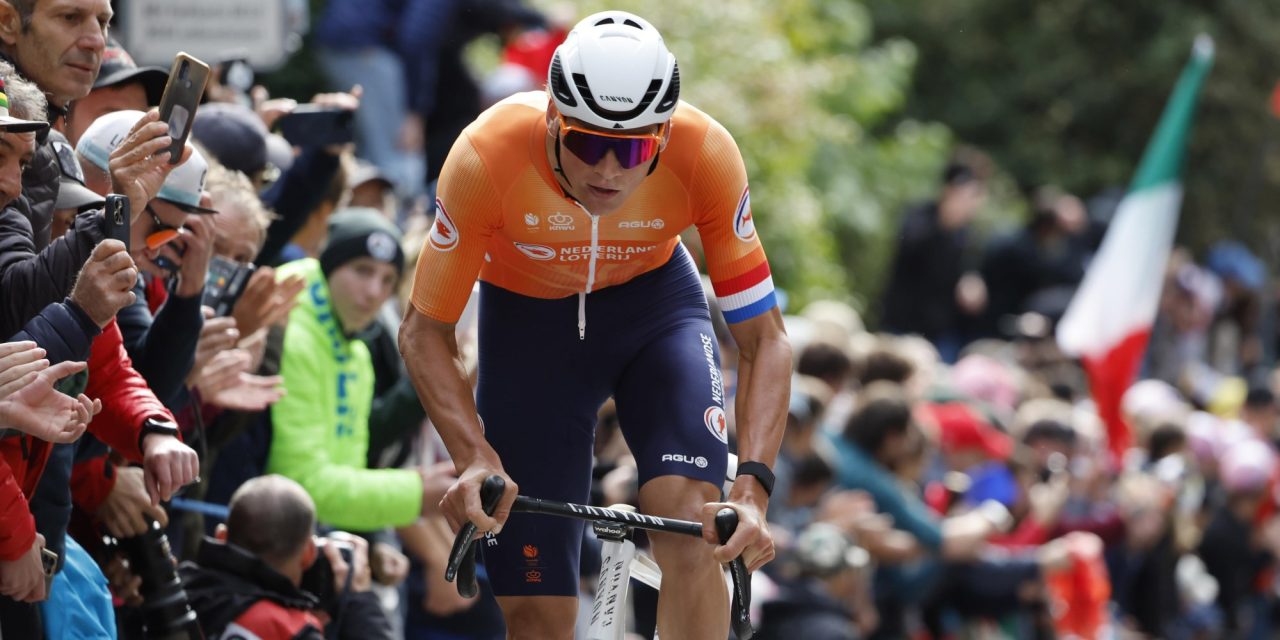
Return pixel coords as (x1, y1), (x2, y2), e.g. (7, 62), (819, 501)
(646, 150), (661, 176)
(553, 130), (573, 189)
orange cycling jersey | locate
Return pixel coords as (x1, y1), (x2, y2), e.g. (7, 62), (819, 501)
(411, 91), (776, 326)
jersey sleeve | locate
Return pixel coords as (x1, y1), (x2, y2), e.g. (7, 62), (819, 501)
(410, 133), (503, 323)
(690, 121), (777, 324)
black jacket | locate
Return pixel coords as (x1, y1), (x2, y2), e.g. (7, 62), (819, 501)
(0, 55), (107, 338)
(117, 276), (204, 408)
(181, 538), (395, 640)
(181, 539), (325, 640)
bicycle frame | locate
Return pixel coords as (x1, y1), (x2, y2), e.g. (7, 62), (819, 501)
(446, 476), (754, 639)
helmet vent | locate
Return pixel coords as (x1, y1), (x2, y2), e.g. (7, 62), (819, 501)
(657, 62), (680, 112)
(622, 19), (642, 29)
(594, 17), (615, 26)
(548, 53), (577, 107)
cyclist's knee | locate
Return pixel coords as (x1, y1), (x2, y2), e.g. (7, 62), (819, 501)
(638, 474), (718, 521)
(496, 595), (577, 640)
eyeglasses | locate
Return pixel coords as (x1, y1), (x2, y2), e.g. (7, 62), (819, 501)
(558, 114), (666, 170)
(144, 205), (182, 250)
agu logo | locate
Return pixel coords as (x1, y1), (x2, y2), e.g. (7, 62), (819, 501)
(428, 199), (459, 251)
(514, 242), (556, 261)
(704, 406), (728, 444)
(733, 187), (756, 242)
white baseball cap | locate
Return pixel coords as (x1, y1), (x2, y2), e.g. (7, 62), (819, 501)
(76, 109), (216, 214)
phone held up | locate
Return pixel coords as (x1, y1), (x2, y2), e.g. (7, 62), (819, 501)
(104, 194), (130, 250)
(274, 105), (356, 148)
(156, 52), (211, 164)
(203, 255), (256, 317)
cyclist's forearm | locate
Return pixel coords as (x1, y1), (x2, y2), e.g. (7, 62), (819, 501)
(399, 309), (495, 467)
(726, 308), (791, 503)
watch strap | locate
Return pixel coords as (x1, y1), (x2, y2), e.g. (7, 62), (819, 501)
(735, 461), (775, 497)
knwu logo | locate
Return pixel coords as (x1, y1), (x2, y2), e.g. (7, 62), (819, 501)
(548, 212), (575, 231)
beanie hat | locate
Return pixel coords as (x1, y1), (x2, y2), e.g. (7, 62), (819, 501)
(319, 207), (405, 279)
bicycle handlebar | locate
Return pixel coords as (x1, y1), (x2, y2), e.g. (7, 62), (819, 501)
(444, 475), (754, 639)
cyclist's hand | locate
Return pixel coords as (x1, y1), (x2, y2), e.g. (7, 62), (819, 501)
(701, 500), (775, 573)
(441, 461), (517, 539)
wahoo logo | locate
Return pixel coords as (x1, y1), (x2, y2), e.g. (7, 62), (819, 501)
(428, 199), (459, 251)
(514, 242), (556, 261)
(733, 187), (756, 241)
(618, 219), (665, 230)
(704, 406), (728, 444)
(599, 95), (635, 104)
(662, 453), (709, 468)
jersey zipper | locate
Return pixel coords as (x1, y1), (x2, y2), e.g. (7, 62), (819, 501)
(578, 205), (599, 340)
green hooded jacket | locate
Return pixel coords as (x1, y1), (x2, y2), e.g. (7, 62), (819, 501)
(267, 258), (422, 530)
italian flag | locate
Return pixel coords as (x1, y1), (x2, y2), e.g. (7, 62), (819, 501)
(1056, 36), (1214, 462)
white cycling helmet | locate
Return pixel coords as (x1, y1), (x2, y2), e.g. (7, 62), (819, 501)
(547, 11), (680, 131)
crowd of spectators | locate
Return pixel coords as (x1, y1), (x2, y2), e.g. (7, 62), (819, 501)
(2, 1), (1279, 640)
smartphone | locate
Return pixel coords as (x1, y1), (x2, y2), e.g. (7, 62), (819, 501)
(104, 194), (130, 249)
(156, 52), (211, 164)
(274, 105), (355, 147)
(41, 547), (57, 592)
(202, 255), (256, 316)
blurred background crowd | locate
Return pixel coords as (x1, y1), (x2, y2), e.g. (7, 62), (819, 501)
(1, 0), (1279, 639)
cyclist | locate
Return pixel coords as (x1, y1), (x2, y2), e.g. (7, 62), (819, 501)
(400, 11), (791, 639)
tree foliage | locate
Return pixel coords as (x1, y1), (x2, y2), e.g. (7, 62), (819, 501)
(866, 0), (1280, 260)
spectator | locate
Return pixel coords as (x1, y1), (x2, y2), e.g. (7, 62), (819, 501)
(0, 0), (176, 340)
(979, 185), (1089, 338)
(63, 37), (167, 147)
(879, 147), (993, 362)
(180, 474), (395, 639)
(313, 0), (422, 196)
(756, 523), (873, 640)
(262, 208), (447, 531)
(75, 108), (216, 407)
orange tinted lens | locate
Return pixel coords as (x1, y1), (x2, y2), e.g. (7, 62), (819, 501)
(146, 229), (180, 250)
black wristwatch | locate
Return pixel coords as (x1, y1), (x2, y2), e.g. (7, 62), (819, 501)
(735, 461), (775, 497)
(138, 417), (180, 451)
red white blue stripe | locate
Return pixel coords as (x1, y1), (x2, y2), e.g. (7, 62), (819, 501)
(714, 261), (777, 324)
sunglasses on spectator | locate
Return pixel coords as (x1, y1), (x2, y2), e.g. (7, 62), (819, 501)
(144, 204), (182, 250)
(558, 114), (667, 169)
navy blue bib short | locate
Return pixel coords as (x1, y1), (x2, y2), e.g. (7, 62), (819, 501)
(476, 245), (729, 597)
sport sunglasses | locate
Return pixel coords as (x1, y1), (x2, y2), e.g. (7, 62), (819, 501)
(558, 114), (667, 170)
(144, 204), (182, 250)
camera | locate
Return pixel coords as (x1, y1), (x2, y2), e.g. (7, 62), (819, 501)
(114, 517), (204, 640)
(300, 537), (356, 612)
(203, 256), (256, 317)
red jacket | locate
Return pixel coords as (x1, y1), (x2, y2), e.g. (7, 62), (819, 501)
(0, 319), (175, 560)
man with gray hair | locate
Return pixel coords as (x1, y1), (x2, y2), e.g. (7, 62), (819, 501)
(180, 474), (395, 640)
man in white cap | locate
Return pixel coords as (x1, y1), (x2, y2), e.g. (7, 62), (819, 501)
(75, 108), (217, 407)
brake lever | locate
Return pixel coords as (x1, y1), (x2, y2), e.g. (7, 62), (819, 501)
(444, 475), (505, 597)
(714, 507), (754, 640)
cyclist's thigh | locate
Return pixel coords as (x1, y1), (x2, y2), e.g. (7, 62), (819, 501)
(475, 283), (610, 597)
(612, 285), (729, 490)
